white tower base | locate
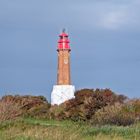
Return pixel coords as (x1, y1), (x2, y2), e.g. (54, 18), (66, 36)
(51, 85), (75, 105)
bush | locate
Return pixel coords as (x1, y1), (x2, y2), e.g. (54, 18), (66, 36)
(51, 89), (127, 121)
(0, 101), (22, 121)
(48, 105), (66, 120)
(0, 95), (50, 119)
(123, 99), (140, 121)
(1, 90), (133, 126)
(91, 103), (136, 126)
(26, 104), (50, 118)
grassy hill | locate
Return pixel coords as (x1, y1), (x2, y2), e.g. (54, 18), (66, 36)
(0, 89), (140, 140)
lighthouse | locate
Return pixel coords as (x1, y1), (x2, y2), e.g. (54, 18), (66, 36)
(51, 29), (75, 105)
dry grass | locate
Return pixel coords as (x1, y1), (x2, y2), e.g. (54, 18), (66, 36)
(0, 122), (82, 140)
(0, 125), (127, 140)
(0, 118), (140, 140)
(0, 101), (22, 122)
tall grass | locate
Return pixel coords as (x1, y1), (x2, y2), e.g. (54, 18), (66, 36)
(0, 118), (140, 140)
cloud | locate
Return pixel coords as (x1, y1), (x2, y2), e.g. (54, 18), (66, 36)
(0, 0), (140, 31)
(66, 0), (140, 31)
(96, 0), (140, 30)
(98, 8), (128, 30)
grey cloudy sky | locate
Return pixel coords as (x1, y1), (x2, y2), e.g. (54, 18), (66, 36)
(0, 0), (140, 100)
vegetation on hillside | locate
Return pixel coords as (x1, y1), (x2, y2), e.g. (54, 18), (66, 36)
(0, 89), (140, 126)
(50, 89), (127, 121)
(0, 88), (140, 139)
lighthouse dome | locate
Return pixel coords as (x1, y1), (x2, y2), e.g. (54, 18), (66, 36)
(57, 30), (70, 50)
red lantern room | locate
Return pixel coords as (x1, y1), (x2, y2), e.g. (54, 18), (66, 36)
(57, 29), (71, 51)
